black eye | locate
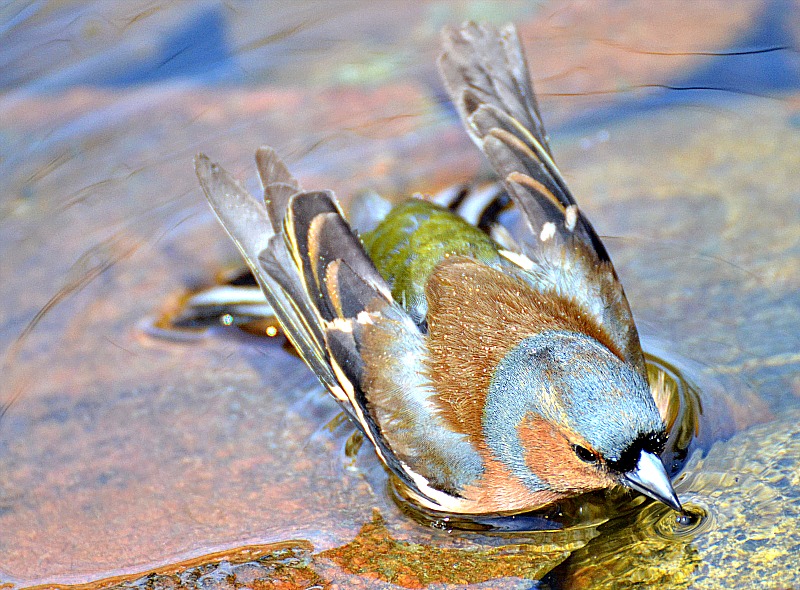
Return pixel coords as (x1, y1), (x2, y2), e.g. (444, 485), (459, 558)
(573, 445), (598, 463)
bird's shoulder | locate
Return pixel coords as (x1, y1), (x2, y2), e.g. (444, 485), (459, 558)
(422, 256), (624, 442)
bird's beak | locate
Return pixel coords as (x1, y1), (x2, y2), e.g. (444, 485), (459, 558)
(621, 450), (683, 512)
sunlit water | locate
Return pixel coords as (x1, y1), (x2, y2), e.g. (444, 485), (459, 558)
(1, 1), (798, 588)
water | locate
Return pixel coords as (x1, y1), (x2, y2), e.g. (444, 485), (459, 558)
(1, 1), (798, 587)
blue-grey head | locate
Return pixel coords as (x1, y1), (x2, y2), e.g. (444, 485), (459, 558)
(484, 330), (682, 511)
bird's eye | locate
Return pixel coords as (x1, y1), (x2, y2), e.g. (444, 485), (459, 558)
(573, 445), (598, 463)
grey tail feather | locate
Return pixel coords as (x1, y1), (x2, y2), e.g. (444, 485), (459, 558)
(439, 22), (549, 154)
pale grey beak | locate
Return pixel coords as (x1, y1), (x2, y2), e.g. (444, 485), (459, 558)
(621, 450), (683, 512)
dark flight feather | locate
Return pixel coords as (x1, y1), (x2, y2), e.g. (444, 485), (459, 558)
(439, 22), (611, 262)
(195, 155), (336, 390)
(257, 146), (301, 230)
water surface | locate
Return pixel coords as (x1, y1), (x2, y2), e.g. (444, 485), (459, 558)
(1, 1), (798, 587)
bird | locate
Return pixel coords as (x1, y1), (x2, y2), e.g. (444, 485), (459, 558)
(194, 21), (682, 516)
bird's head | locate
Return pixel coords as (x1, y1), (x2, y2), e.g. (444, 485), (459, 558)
(484, 330), (682, 511)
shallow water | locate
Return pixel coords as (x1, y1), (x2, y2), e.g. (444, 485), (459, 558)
(1, 1), (799, 587)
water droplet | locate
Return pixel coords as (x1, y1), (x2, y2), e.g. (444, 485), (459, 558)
(654, 502), (712, 539)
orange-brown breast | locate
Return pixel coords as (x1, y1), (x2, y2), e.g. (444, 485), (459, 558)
(457, 450), (563, 514)
(424, 257), (622, 446)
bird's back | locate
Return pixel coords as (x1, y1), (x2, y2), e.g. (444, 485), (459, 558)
(360, 199), (502, 325)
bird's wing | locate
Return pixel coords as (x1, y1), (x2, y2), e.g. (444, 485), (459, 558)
(195, 155), (333, 381)
(196, 150), (477, 510)
(438, 22), (646, 373)
(438, 22), (607, 255)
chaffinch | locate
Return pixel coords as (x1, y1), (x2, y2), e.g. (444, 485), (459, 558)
(194, 22), (682, 515)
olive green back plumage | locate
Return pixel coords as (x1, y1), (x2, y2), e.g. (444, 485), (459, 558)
(360, 199), (501, 323)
